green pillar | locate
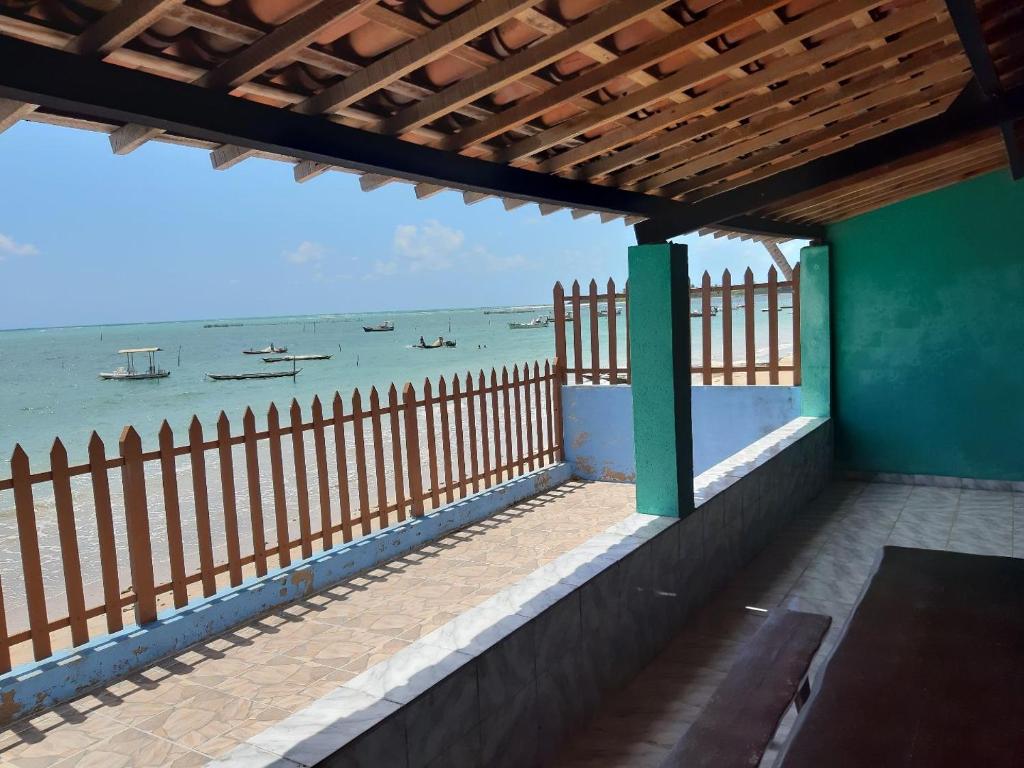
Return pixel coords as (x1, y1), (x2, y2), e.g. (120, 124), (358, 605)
(800, 244), (831, 417)
(628, 242), (694, 518)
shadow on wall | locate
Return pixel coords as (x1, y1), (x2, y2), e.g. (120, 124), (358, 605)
(562, 385), (802, 480)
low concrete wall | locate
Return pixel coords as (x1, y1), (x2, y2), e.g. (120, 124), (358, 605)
(0, 463), (573, 727)
(562, 384), (801, 479)
(217, 417), (833, 768)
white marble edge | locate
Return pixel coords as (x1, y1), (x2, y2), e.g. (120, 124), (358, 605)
(842, 468), (1024, 493)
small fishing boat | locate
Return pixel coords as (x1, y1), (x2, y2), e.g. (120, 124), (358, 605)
(207, 369), (302, 381)
(761, 306), (794, 312)
(363, 321), (395, 332)
(262, 354), (332, 363)
(99, 348), (170, 380)
(598, 308), (623, 317)
(546, 312), (574, 323)
(243, 344), (287, 355)
(508, 316), (549, 330)
(690, 306), (720, 318)
(413, 337), (456, 349)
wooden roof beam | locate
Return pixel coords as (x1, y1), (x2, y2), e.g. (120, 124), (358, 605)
(588, 10), (955, 182)
(501, 0), (893, 163)
(643, 54), (969, 195)
(634, 80), (1024, 242)
(107, 0), (378, 154)
(382, 0), (676, 136)
(944, 0), (1024, 178)
(294, 160), (331, 183)
(298, 0), (542, 116)
(445, 0), (793, 151)
(0, 0), (183, 135)
(669, 86), (961, 202)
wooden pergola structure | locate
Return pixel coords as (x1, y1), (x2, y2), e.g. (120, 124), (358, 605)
(0, 0), (1019, 243)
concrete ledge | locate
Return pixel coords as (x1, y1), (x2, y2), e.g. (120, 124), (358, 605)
(212, 418), (833, 768)
(0, 462), (573, 726)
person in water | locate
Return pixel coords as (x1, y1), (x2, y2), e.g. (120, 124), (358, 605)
(419, 336), (425, 347)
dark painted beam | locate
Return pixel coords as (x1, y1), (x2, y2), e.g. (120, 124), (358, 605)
(634, 82), (1024, 244)
(711, 215), (825, 242)
(944, 0), (1024, 179)
(0, 34), (693, 222)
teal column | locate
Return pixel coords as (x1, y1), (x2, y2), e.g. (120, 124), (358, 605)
(628, 242), (694, 518)
(800, 244), (831, 417)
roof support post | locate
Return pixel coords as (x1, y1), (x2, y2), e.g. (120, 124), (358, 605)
(800, 243), (831, 418)
(628, 242), (694, 518)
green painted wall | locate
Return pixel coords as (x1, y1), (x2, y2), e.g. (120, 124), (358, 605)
(628, 243), (694, 517)
(829, 170), (1024, 481)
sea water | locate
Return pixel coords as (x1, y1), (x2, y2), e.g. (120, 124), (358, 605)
(0, 300), (790, 629)
(0, 297), (791, 470)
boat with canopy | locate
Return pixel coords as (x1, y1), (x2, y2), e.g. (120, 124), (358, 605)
(99, 348), (170, 380)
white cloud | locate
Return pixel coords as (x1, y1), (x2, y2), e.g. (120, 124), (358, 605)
(284, 241), (326, 265)
(0, 233), (39, 260)
(367, 220), (534, 279)
(391, 219), (464, 273)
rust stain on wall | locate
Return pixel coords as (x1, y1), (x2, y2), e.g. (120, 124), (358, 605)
(601, 467), (636, 483)
(289, 569), (314, 595)
(0, 690), (21, 725)
(572, 431), (590, 450)
(575, 455), (595, 477)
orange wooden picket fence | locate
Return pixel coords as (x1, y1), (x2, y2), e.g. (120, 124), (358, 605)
(553, 265), (800, 386)
(0, 361), (563, 670)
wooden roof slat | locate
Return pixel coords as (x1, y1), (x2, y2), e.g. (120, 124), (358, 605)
(0, 0), (184, 134)
(500, 0), (893, 163)
(825, 152), (1006, 220)
(444, 0), (793, 151)
(108, 0), (379, 153)
(66, 0), (184, 56)
(806, 139), (1005, 220)
(198, 0), (378, 91)
(382, 0), (676, 136)
(675, 85), (962, 201)
(773, 133), (1002, 218)
(298, 0), (543, 116)
(584, 8), (954, 181)
(642, 50), (968, 193)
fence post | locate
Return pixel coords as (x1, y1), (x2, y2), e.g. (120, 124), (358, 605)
(51, 438), (88, 646)
(553, 282), (567, 385)
(403, 383), (425, 517)
(11, 445), (51, 659)
(119, 426), (157, 626)
(552, 358), (565, 461)
(0, 575), (10, 673)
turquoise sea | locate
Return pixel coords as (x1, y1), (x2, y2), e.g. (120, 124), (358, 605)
(0, 297), (792, 472)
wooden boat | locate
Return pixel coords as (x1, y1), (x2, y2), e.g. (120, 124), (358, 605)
(508, 316), (549, 329)
(598, 308), (623, 317)
(99, 348), (170, 380)
(690, 306), (720, 318)
(243, 344), (286, 354)
(546, 312), (574, 322)
(413, 337), (456, 349)
(363, 321), (394, 332)
(262, 354), (332, 362)
(207, 369), (302, 381)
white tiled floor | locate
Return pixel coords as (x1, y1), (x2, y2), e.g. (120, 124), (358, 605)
(553, 481), (1024, 767)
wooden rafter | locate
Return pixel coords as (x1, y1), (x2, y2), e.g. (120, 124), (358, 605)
(381, 0), (677, 136)
(500, 0), (892, 163)
(579, 7), (955, 181)
(0, 0), (183, 134)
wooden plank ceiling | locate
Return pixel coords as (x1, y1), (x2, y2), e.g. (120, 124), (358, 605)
(0, 0), (1020, 240)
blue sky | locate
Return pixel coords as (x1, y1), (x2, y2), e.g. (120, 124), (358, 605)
(0, 121), (804, 329)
